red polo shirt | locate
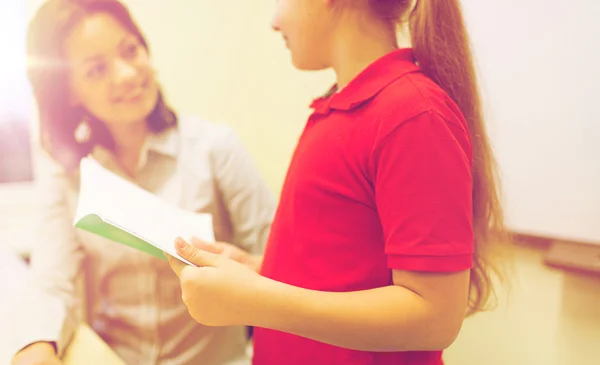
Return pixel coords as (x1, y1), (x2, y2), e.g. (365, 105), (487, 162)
(254, 48), (474, 365)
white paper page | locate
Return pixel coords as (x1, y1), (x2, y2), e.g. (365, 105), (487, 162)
(74, 157), (215, 264)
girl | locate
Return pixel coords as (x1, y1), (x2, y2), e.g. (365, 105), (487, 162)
(169, 0), (506, 364)
(12, 0), (275, 364)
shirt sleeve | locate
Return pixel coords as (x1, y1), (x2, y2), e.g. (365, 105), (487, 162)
(371, 110), (474, 272)
(210, 126), (276, 255)
(12, 149), (86, 358)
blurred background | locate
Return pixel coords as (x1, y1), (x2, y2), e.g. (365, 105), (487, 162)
(1, 0), (599, 364)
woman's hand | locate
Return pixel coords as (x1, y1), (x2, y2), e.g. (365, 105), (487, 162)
(12, 342), (62, 365)
(166, 238), (269, 327)
(190, 238), (263, 272)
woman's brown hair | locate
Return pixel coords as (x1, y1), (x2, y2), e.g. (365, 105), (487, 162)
(369, 0), (509, 315)
(26, 0), (176, 171)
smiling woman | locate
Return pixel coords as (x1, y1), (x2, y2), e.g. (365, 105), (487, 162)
(9, 2), (276, 365)
(0, 1), (33, 183)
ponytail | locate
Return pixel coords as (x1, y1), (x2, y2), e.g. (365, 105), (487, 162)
(408, 0), (509, 315)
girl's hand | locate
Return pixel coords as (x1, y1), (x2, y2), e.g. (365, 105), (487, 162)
(166, 238), (268, 327)
(190, 238), (263, 272)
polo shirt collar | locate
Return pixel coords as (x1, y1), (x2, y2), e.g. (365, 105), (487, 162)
(310, 48), (420, 115)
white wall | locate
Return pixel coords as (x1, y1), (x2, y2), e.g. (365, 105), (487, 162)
(0, 1), (37, 255)
(122, 0), (332, 195)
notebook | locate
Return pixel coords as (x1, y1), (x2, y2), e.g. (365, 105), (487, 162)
(73, 157), (215, 265)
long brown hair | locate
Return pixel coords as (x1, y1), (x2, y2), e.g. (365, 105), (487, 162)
(26, 0), (177, 171)
(369, 0), (509, 315)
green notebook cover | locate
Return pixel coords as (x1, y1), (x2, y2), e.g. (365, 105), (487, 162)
(75, 214), (167, 260)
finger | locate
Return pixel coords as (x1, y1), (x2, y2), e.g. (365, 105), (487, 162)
(175, 237), (220, 267)
(166, 252), (187, 278)
(190, 237), (223, 254)
(221, 245), (235, 259)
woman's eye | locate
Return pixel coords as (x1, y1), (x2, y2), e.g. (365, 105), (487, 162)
(86, 63), (107, 80)
(124, 43), (140, 59)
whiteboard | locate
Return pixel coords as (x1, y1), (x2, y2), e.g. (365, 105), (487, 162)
(462, 0), (600, 244)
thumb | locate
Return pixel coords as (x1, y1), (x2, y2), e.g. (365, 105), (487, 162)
(175, 237), (220, 267)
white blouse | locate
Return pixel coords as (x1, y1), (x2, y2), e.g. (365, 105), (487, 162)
(15, 116), (275, 365)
